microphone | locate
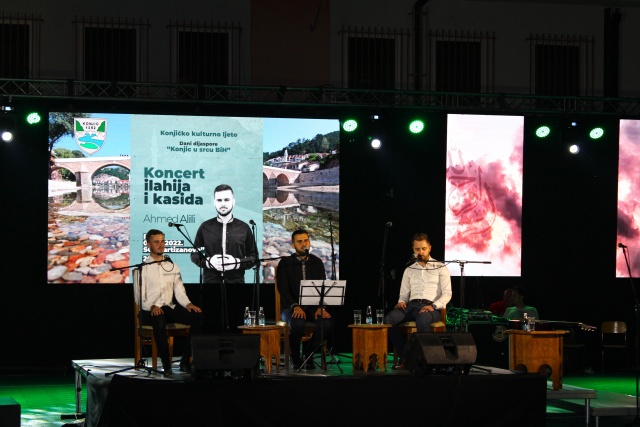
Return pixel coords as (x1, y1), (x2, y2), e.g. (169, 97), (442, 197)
(618, 243), (627, 249)
(168, 222), (183, 227)
(249, 219), (256, 226)
(386, 221), (393, 228)
(405, 254), (417, 266)
(164, 255), (173, 263)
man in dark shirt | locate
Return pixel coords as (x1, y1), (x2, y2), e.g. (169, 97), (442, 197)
(276, 229), (332, 369)
(190, 184), (257, 283)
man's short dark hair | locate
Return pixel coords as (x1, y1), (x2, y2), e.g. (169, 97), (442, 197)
(145, 229), (164, 243)
(291, 229), (310, 242)
(511, 285), (526, 300)
(214, 184), (234, 194)
(412, 233), (431, 245)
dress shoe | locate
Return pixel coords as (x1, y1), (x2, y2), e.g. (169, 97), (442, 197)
(162, 358), (173, 375)
(290, 353), (302, 369)
(304, 354), (316, 370)
(179, 358), (191, 373)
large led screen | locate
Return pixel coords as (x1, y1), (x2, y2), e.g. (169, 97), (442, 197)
(617, 119), (640, 278)
(445, 114), (524, 277)
(47, 113), (340, 284)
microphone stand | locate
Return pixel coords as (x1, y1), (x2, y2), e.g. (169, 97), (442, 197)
(438, 259), (491, 332)
(620, 245), (640, 426)
(250, 220), (260, 312)
(325, 213), (346, 366)
(328, 213), (337, 280)
(378, 222), (392, 310)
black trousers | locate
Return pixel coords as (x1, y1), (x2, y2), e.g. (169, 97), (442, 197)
(139, 305), (203, 362)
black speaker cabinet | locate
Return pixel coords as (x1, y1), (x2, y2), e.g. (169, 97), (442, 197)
(191, 334), (260, 380)
(404, 332), (477, 375)
(466, 321), (509, 369)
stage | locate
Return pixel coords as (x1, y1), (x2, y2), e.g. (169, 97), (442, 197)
(72, 357), (548, 427)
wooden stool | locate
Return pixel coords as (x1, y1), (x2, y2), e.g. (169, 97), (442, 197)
(507, 330), (568, 390)
(238, 325), (285, 374)
(349, 324), (390, 372)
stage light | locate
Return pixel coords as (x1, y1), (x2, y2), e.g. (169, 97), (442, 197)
(0, 109), (15, 142)
(342, 119), (358, 133)
(535, 125), (551, 138)
(569, 144), (580, 154)
(408, 119), (425, 134)
(371, 138), (381, 149)
(1, 130), (13, 142)
(589, 127), (604, 139)
(26, 111), (42, 125)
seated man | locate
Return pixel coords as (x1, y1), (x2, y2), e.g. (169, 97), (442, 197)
(502, 285), (539, 320)
(276, 229), (333, 369)
(386, 232), (452, 370)
(136, 229), (203, 375)
(488, 288), (513, 317)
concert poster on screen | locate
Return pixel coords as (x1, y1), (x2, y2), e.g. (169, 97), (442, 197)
(47, 113), (340, 284)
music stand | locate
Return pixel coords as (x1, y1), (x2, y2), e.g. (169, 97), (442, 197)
(298, 279), (346, 372)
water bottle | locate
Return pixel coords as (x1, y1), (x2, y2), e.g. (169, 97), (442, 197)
(523, 313), (529, 331)
(243, 306), (250, 326)
(258, 306), (265, 326)
(366, 306), (373, 324)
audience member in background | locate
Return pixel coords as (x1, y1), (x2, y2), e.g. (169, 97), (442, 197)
(276, 229), (332, 370)
(136, 229), (203, 375)
(488, 288), (514, 317)
(502, 285), (539, 320)
(386, 232), (452, 370)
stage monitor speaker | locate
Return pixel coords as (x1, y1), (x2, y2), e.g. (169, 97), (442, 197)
(404, 332), (477, 375)
(466, 321), (509, 369)
(191, 334), (260, 380)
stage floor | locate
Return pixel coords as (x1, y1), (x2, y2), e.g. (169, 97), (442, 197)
(72, 355), (549, 427)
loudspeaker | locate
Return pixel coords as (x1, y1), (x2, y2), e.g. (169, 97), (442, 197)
(191, 334), (260, 380)
(404, 332), (477, 375)
(0, 397), (20, 427)
(467, 321), (509, 369)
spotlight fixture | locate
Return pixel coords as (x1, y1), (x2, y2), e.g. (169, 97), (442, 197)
(1, 130), (13, 143)
(535, 125), (551, 138)
(569, 144), (580, 154)
(589, 127), (604, 140)
(370, 138), (381, 149)
(0, 103), (15, 143)
(26, 112), (42, 125)
(342, 119), (358, 133)
(408, 119), (425, 134)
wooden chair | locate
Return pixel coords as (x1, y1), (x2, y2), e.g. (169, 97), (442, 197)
(274, 281), (315, 368)
(392, 308), (447, 365)
(134, 302), (190, 370)
(601, 320), (628, 372)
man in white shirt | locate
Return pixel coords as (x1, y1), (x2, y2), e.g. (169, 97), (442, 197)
(136, 229), (203, 375)
(386, 233), (452, 370)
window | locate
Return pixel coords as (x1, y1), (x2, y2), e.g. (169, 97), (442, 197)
(0, 12), (42, 79)
(426, 30), (495, 96)
(529, 34), (594, 97)
(340, 26), (411, 92)
(74, 17), (149, 84)
(168, 20), (243, 91)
